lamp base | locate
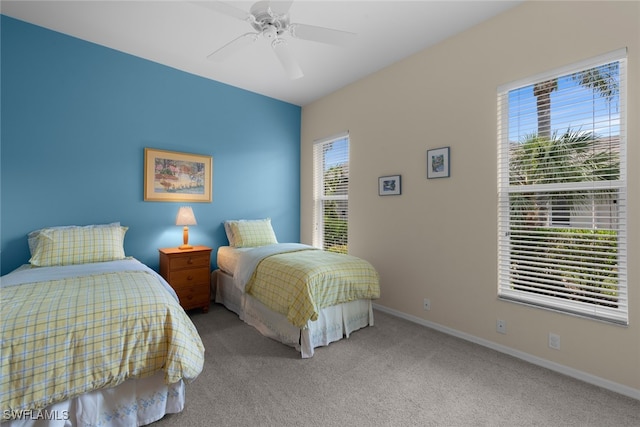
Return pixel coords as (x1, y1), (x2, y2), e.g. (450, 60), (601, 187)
(179, 226), (192, 250)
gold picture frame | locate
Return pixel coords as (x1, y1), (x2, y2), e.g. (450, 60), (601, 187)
(144, 148), (212, 202)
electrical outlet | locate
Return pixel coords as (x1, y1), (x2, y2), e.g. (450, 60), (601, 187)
(549, 333), (561, 350)
(423, 298), (431, 311)
(496, 319), (506, 334)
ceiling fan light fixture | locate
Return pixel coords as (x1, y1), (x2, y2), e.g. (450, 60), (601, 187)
(263, 25), (278, 40)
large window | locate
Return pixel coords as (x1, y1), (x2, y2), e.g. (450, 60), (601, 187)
(313, 132), (349, 254)
(497, 49), (627, 324)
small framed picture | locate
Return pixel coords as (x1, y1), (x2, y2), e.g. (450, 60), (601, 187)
(379, 175), (401, 196)
(427, 147), (450, 179)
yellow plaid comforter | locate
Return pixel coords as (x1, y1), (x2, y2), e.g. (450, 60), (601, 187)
(0, 267), (204, 415)
(245, 249), (380, 328)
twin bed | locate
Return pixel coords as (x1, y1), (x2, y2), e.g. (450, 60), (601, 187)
(1, 219), (380, 425)
(212, 219), (380, 358)
(1, 224), (205, 426)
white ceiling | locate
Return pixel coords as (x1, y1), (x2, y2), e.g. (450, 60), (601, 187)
(1, 0), (522, 106)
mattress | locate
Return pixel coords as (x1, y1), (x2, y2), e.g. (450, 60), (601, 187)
(216, 245), (251, 274)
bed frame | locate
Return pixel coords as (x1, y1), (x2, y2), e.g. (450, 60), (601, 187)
(212, 269), (374, 358)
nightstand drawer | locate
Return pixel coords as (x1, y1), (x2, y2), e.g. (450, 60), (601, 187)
(166, 253), (210, 270)
(168, 268), (210, 287)
(172, 283), (209, 307)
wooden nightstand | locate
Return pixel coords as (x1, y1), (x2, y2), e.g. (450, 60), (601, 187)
(159, 245), (212, 313)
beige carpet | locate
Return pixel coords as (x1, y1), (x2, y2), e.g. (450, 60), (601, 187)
(153, 304), (639, 426)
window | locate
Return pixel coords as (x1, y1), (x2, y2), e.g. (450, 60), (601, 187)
(313, 132), (349, 254)
(497, 49), (627, 324)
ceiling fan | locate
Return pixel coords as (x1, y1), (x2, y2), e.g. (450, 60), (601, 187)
(203, 0), (356, 80)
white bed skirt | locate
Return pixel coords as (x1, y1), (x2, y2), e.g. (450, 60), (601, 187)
(212, 269), (374, 358)
(2, 373), (184, 427)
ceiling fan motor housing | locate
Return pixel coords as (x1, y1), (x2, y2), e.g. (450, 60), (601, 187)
(250, 1), (289, 37)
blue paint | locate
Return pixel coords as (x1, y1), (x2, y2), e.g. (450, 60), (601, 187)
(0, 16), (301, 274)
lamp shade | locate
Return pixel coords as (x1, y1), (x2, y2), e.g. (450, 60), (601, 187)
(175, 206), (197, 226)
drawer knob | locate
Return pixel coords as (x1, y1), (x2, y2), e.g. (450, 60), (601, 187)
(187, 275), (193, 280)
(187, 257), (193, 264)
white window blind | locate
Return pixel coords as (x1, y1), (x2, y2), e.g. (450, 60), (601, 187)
(497, 49), (627, 324)
(313, 132), (349, 253)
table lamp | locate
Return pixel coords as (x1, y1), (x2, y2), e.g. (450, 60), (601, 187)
(175, 206), (197, 249)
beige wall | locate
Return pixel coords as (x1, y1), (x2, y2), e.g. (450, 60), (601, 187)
(300, 1), (639, 395)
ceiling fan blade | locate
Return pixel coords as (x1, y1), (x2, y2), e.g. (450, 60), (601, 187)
(268, 1), (294, 16)
(271, 39), (303, 80)
(207, 33), (259, 62)
(195, 1), (250, 21)
(289, 23), (356, 47)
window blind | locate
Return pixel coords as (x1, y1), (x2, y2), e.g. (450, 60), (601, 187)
(497, 49), (627, 324)
(312, 132), (349, 253)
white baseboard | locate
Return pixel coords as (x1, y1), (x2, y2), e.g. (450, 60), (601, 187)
(373, 303), (640, 401)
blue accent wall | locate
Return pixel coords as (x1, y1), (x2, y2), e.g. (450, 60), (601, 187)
(0, 16), (301, 275)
